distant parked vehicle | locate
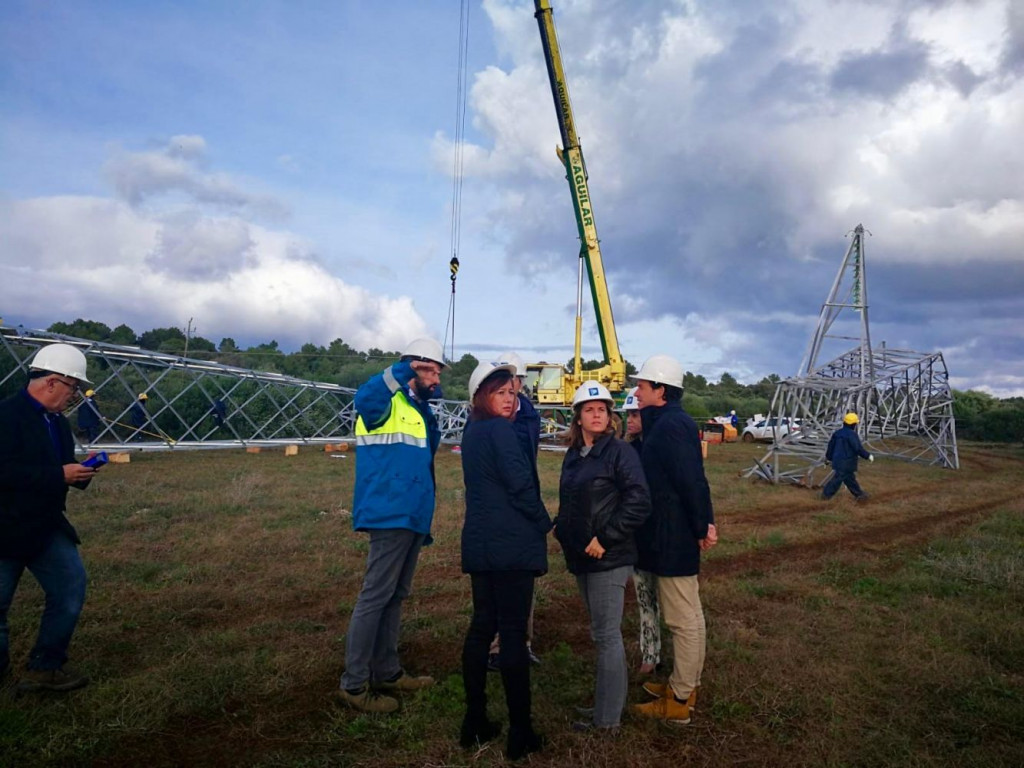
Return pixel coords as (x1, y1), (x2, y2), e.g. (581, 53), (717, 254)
(742, 417), (799, 443)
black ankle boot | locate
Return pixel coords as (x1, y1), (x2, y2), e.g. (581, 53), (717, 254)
(460, 714), (502, 748)
(506, 725), (544, 760)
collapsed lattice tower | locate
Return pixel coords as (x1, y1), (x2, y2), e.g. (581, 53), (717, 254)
(745, 225), (958, 486)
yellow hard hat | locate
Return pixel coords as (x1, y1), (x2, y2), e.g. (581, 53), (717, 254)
(138, 392), (149, 400)
(84, 389), (95, 397)
(843, 412), (859, 425)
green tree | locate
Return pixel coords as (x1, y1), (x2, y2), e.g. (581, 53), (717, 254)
(718, 372), (739, 391)
(139, 327), (186, 351)
(683, 372), (708, 393)
(48, 319), (112, 341)
(110, 324), (137, 345)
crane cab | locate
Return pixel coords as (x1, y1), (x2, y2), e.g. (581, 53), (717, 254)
(525, 363), (570, 405)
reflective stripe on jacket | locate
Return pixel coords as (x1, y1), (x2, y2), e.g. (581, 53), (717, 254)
(352, 371), (438, 536)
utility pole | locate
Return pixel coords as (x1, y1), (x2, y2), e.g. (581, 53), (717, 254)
(184, 317), (194, 359)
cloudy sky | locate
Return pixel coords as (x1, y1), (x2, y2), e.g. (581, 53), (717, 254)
(2, 0), (1022, 395)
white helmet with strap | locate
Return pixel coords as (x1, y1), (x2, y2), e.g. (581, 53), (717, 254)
(401, 337), (446, 368)
(468, 361), (517, 399)
(572, 380), (614, 408)
(633, 354), (684, 389)
(493, 351), (525, 377)
(29, 343), (91, 384)
(622, 387), (640, 411)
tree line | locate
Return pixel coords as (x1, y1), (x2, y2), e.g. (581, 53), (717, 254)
(40, 318), (1024, 443)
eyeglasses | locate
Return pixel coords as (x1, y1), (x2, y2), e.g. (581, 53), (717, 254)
(50, 377), (79, 392)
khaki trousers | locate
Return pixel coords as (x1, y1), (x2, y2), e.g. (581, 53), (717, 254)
(657, 574), (706, 699)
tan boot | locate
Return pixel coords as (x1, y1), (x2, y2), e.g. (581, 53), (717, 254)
(641, 682), (698, 710)
(641, 681), (670, 699)
(633, 694), (691, 725)
(335, 686), (399, 713)
(374, 670), (435, 692)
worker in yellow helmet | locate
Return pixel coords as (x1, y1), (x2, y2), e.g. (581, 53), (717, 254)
(129, 393), (149, 441)
(76, 389), (101, 443)
(821, 412), (874, 502)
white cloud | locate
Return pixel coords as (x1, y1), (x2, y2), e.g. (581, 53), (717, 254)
(0, 194), (427, 351)
(105, 136), (287, 219)
(448, 0), (1024, 395)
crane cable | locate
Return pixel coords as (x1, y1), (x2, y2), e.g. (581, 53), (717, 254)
(443, 0), (471, 363)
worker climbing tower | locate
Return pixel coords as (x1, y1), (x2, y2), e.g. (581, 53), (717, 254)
(745, 225), (959, 486)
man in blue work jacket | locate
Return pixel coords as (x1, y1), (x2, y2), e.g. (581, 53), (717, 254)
(821, 412), (873, 502)
(336, 338), (445, 713)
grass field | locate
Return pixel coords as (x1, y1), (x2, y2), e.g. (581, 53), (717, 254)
(2, 440), (1023, 767)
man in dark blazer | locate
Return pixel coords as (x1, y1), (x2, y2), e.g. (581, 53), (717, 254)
(0, 343), (98, 692)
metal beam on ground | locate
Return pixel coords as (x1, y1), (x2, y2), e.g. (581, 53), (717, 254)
(0, 325), (571, 451)
(745, 227), (958, 485)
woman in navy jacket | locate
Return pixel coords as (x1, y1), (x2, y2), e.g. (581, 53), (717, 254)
(555, 381), (650, 731)
(460, 362), (550, 759)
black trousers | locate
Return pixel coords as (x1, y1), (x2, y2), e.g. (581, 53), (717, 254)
(462, 571), (535, 728)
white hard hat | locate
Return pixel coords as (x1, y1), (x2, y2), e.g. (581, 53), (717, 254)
(29, 343), (91, 384)
(622, 387), (640, 411)
(633, 354), (684, 389)
(468, 361), (516, 400)
(730, 409), (736, 415)
(401, 337), (446, 368)
(572, 380), (614, 408)
(494, 351), (525, 377)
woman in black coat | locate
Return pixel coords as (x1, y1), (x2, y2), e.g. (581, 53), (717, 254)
(555, 381), (650, 731)
(460, 362), (551, 759)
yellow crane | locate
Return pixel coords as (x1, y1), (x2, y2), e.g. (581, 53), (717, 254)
(527, 0), (628, 405)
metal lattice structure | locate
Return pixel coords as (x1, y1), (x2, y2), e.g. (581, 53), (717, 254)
(745, 225), (958, 486)
(1, 325), (570, 452)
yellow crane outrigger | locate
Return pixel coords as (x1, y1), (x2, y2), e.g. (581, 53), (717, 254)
(527, 0), (628, 406)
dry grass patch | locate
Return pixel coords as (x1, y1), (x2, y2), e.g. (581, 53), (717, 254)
(1, 443), (1022, 767)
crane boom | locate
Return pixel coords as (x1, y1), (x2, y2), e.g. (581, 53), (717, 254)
(533, 0), (627, 401)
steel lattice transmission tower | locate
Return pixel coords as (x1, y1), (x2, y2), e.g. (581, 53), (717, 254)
(0, 325), (571, 452)
(745, 225), (959, 486)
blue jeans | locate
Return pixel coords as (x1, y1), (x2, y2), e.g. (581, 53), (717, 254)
(0, 532), (88, 673)
(340, 528), (425, 690)
(576, 566), (631, 728)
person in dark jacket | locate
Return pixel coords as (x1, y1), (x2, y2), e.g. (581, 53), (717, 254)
(1, 343), (97, 693)
(76, 389), (102, 443)
(209, 398), (227, 429)
(556, 381), (650, 731)
(631, 355), (716, 726)
(129, 393), (149, 441)
(623, 386), (660, 675)
(460, 361), (550, 759)
(489, 352), (542, 668)
(822, 412), (873, 501)
(336, 338), (446, 714)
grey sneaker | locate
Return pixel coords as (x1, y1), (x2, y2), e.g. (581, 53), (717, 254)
(335, 686), (399, 713)
(374, 670), (434, 692)
(17, 665), (89, 693)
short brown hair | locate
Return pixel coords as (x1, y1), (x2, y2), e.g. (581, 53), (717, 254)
(567, 401), (620, 449)
(470, 370), (514, 420)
